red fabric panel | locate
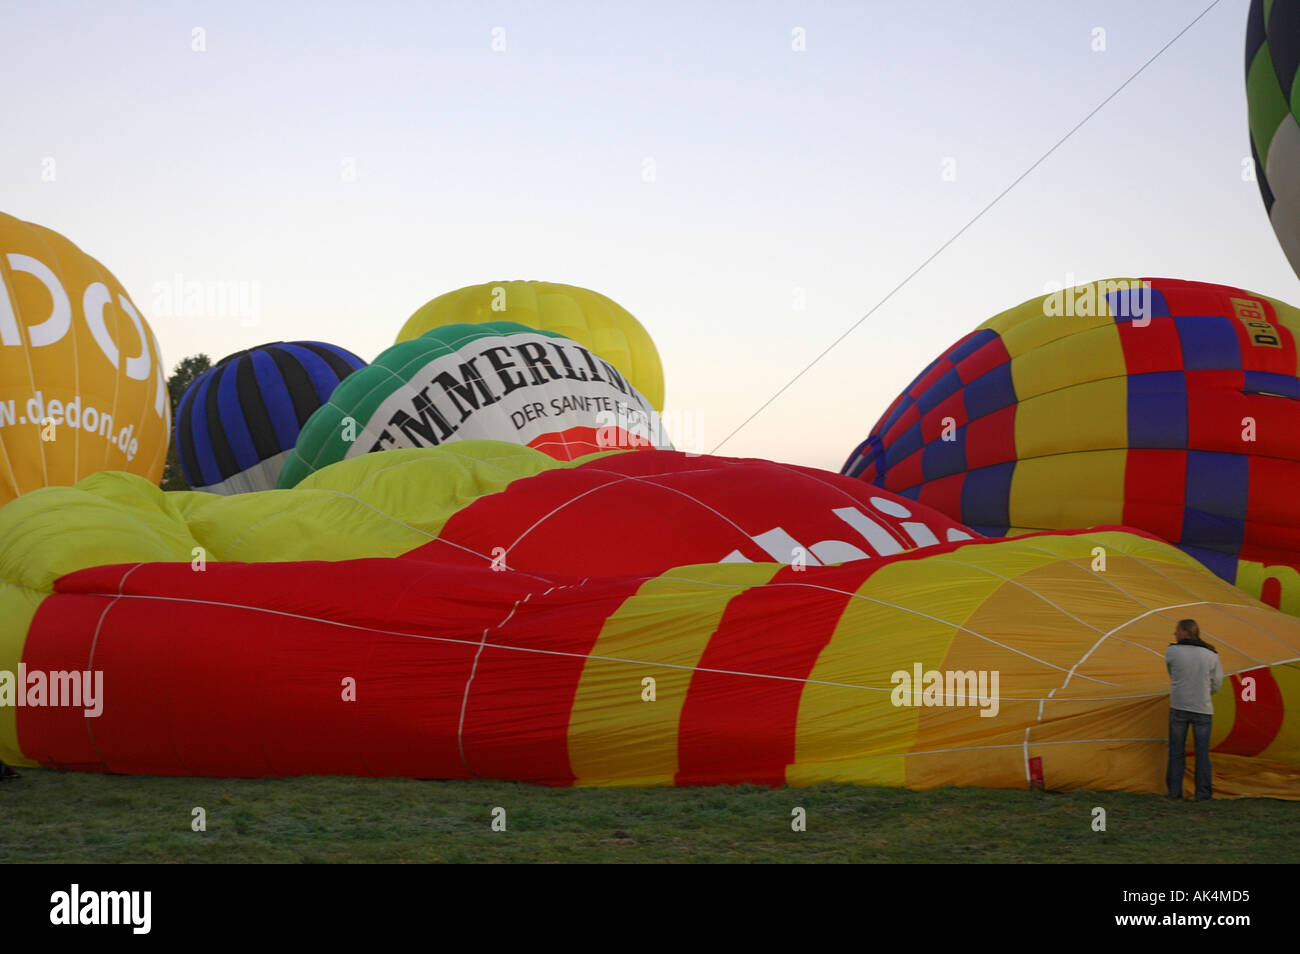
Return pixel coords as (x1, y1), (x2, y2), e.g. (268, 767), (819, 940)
(1117, 317), (1182, 375)
(1244, 456), (1300, 568)
(917, 472), (965, 522)
(883, 403), (922, 448)
(459, 580), (642, 782)
(1156, 279), (1234, 318)
(1216, 668), (1285, 757)
(955, 337), (1010, 384)
(408, 450), (975, 574)
(529, 424), (657, 460)
(881, 450), (925, 494)
(1185, 378), (1245, 453)
(19, 559), (639, 782)
(674, 562), (879, 786)
(1123, 449), (1186, 544)
(910, 359), (955, 400)
(921, 389), (969, 442)
(15, 592), (108, 771)
(965, 404), (1017, 470)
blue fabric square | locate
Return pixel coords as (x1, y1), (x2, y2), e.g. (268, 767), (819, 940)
(964, 363), (1015, 420)
(1127, 371), (1187, 448)
(1177, 543), (1239, 584)
(948, 329), (998, 365)
(1185, 450), (1249, 520)
(922, 429), (966, 481)
(1107, 286), (1170, 323)
(1243, 370), (1300, 398)
(917, 368), (964, 414)
(1174, 316), (1241, 370)
(889, 421), (925, 465)
(961, 462), (1013, 530)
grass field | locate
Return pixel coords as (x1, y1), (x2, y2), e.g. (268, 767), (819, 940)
(3, 767), (1297, 863)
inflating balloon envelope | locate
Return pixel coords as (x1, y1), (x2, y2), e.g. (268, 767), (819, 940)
(0, 212), (169, 508)
(1, 441), (1296, 798)
(279, 322), (669, 487)
(1247, 0), (1300, 280)
(174, 340), (366, 494)
(398, 280), (664, 410)
(844, 277), (1300, 619)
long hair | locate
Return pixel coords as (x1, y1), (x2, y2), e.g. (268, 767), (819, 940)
(1175, 618), (1215, 652)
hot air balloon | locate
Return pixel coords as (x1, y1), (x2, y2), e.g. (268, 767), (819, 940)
(843, 277), (1300, 617)
(397, 281), (665, 410)
(278, 322), (666, 488)
(0, 212), (169, 507)
(174, 341), (365, 493)
(2, 441), (1297, 798)
(1247, 0), (1300, 278)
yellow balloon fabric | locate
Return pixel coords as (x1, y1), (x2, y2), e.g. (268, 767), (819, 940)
(0, 212), (169, 507)
(397, 281), (665, 410)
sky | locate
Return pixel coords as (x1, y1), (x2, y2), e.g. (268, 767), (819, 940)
(0, 0), (1291, 472)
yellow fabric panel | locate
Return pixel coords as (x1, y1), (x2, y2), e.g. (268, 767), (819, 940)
(1024, 708), (1167, 796)
(1209, 684), (1235, 751)
(904, 530), (1296, 795)
(785, 528), (1299, 795)
(1029, 569), (1300, 794)
(1009, 450), (1127, 530)
(568, 563), (778, 786)
(906, 598), (1044, 789)
(1014, 376), (1128, 458)
(0, 591), (44, 767)
(1260, 661), (1300, 764)
(1211, 754), (1300, 799)
(788, 553), (1002, 789)
(1008, 323), (1125, 404)
(904, 536), (1130, 789)
(975, 288), (1054, 339)
(983, 293), (1120, 359)
(173, 442), (587, 561)
(1235, 559), (1300, 616)
(1041, 527), (1210, 573)
(977, 277), (1141, 341)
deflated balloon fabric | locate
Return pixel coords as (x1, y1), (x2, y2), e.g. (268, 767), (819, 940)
(1, 441), (1296, 798)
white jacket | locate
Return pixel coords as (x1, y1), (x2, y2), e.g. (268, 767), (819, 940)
(1165, 641), (1225, 715)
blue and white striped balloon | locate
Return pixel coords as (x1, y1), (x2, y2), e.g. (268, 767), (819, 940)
(175, 341), (366, 494)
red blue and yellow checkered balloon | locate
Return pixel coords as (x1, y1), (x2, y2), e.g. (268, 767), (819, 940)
(842, 278), (1300, 616)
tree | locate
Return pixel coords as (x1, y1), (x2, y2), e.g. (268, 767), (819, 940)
(160, 354), (211, 490)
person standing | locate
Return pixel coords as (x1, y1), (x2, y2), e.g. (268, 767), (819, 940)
(1165, 619), (1225, 801)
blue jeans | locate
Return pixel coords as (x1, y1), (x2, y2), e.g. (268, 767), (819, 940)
(1166, 707), (1213, 800)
